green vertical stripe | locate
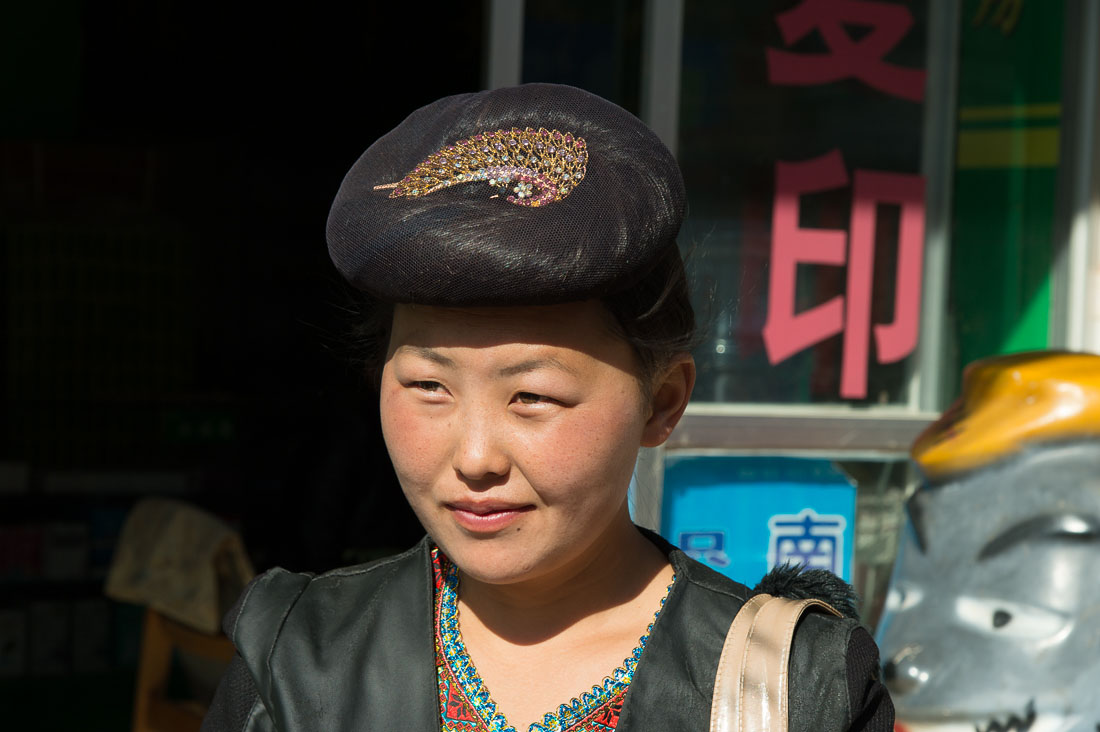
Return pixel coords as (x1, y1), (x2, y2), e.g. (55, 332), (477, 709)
(950, 0), (1061, 380)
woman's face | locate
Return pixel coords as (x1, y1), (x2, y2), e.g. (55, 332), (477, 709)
(379, 301), (672, 586)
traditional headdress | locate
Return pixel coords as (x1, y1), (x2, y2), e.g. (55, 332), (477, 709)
(326, 84), (685, 305)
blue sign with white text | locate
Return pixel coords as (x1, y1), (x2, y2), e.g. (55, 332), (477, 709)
(661, 455), (856, 585)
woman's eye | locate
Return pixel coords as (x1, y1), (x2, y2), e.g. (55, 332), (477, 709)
(514, 392), (550, 406)
(411, 380), (445, 393)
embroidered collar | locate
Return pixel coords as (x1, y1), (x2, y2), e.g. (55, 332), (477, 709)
(432, 547), (674, 732)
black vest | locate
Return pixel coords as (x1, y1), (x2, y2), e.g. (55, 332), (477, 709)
(229, 536), (859, 731)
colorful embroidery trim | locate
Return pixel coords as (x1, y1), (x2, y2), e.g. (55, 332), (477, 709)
(374, 128), (588, 208)
(432, 547), (674, 732)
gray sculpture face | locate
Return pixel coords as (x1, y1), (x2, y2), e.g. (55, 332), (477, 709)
(877, 443), (1100, 732)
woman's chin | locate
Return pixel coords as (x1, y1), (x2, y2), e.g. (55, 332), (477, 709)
(450, 554), (545, 586)
(425, 504), (626, 588)
(435, 534), (561, 587)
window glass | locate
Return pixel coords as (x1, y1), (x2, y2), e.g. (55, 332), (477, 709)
(678, 1), (929, 405)
(517, 1), (1071, 409)
(522, 0), (643, 115)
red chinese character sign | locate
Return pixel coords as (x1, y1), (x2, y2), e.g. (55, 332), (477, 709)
(674, 2), (928, 403)
(762, 151), (925, 399)
(767, 0), (926, 101)
(760, 0), (927, 401)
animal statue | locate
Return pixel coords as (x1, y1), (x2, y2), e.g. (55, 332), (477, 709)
(877, 351), (1100, 732)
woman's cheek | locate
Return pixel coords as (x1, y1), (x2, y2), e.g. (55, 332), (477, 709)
(378, 390), (404, 458)
(380, 394), (439, 489)
(530, 410), (641, 500)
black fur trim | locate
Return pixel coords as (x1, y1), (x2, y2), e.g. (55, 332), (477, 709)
(752, 563), (861, 620)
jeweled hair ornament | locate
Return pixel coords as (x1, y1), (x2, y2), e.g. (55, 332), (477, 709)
(326, 83), (685, 305)
(373, 127), (588, 208)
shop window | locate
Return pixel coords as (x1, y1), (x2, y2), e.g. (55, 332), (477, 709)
(677, 1), (928, 405)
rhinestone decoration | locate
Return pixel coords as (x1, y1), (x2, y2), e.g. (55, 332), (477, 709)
(375, 127), (588, 208)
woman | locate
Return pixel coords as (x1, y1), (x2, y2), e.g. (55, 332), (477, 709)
(202, 83), (892, 732)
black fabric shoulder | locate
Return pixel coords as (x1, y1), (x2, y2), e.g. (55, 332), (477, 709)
(219, 538), (440, 731)
(679, 556), (754, 600)
(229, 543), (427, 688)
(201, 655), (262, 732)
(845, 626), (895, 732)
(786, 612), (896, 732)
(227, 566), (313, 693)
(787, 612), (858, 731)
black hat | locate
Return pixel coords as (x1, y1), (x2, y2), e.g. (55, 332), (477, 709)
(326, 83), (685, 305)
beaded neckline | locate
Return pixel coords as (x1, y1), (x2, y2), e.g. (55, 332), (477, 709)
(433, 547), (675, 732)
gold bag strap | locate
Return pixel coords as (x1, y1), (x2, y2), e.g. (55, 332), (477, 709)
(710, 593), (843, 732)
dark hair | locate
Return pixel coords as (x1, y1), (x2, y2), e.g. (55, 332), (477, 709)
(600, 242), (698, 386)
(348, 241), (697, 390)
(349, 296), (394, 389)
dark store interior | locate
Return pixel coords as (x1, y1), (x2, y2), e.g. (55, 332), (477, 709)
(2, 2), (490, 726)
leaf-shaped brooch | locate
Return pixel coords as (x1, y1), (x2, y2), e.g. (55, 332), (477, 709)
(373, 127), (588, 208)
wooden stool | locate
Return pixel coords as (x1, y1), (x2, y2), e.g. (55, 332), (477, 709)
(132, 607), (235, 732)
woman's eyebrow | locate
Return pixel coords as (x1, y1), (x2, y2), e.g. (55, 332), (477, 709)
(396, 345), (456, 367)
(498, 357), (578, 378)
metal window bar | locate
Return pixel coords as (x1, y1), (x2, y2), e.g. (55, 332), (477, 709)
(1051, 0), (1100, 352)
(485, 0), (524, 90)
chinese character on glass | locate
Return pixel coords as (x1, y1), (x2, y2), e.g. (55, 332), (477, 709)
(678, 530), (732, 568)
(767, 508), (848, 575)
(766, 0), (926, 101)
(761, 149), (926, 399)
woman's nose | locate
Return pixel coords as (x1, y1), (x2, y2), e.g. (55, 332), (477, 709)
(452, 410), (510, 482)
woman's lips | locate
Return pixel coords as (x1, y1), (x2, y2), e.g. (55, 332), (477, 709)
(445, 502), (534, 533)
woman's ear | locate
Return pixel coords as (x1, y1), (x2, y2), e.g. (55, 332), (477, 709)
(641, 354), (696, 447)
